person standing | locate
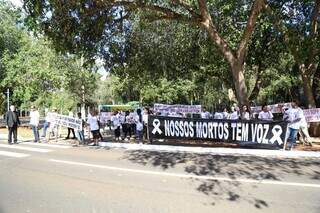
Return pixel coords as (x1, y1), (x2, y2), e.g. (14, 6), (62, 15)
(258, 105), (273, 121)
(241, 105), (251, 120)
(283, 100), (303, 150)
(222, 108), (229, 119)
(87, 110), (100, 146)
(134, 109), (143, 143)
(213, 108), (224, 119)
(229, 106), (239, 120)
(30, 106), (40, 143)
(75, 112), (85, 145)
(142, 107), (152, 140)
(5, 105), (20, 144)
(111, 111), (121, 141)
(65, 109), (76, 139)
(123, 111), (132, 141)
(201, 107), (211, 119)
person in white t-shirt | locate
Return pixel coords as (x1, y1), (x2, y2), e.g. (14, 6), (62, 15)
(283, 101), (303, 150)
(214, 111), (224, 119)
(87, 110), (100, 146)
(229, 106), (239, 120)
(201, 107), (211, 119)
(30, 106), (40, 142)
(258, 105), (273, 121)
(134, 109), (144, 143)
(142, 107), (152, 140)
(222, 108), (229, 119)
(111, 111), (121, 141)
(241, 105), (251, 120)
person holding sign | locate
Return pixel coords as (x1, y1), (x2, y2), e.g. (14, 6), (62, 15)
(258, 105), (273, 121)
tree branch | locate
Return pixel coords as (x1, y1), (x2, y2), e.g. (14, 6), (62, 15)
(237, 0), (266, 64)
(101, 0), (195, 23)
(197, 0), (236, 65)
(171, 0), (200, 19)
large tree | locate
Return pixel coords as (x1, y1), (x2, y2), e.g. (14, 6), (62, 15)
(24, 0), (270, 105)
(266, 0), (320, 107)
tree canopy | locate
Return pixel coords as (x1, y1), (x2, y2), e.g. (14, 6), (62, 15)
(22, 0), (320, 108)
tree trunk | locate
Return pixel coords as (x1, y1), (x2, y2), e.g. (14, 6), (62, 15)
(312, 64), (320, 107)
(231, 61), (249, 106)
(300, 68), (316, 108)
(249, 62), (263, 101)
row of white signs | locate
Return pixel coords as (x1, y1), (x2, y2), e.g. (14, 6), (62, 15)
(47, 113), (82, 130)
(153, 103), (320, 123)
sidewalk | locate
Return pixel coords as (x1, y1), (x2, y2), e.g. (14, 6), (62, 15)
(2, 133), (320, 158)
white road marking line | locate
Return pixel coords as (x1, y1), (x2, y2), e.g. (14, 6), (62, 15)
(0, 150), (30, 158)
(20, 142), (71, 149)
(49, 159), (320, 188)
(0, 144), (52, 153)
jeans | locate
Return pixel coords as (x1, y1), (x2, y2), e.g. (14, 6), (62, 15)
(287, 127), (299, 149)
(76, 130), (85, 143)
(31, 125), (39, 142)
(136, 130), (143, 142)
(42, 122), (49, 137)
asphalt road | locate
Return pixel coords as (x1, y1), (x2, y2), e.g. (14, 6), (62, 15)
(0, 139), (319, 213)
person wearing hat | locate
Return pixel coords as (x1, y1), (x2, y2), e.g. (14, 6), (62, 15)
(30, 106), (40, 142)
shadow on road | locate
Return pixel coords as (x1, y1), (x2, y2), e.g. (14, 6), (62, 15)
(123, 150), (320, 209)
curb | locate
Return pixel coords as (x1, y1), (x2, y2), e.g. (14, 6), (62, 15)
(98, 142), (320, 158)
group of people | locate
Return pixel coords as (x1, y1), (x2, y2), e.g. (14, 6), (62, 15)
(200, 101), (312, 150)
(4, 102), (313, 150)
(110, 108), (152, 142)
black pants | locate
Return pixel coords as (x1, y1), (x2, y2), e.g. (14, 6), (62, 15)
(114, 126), (121, 138)
(143, 124), (148, 140)
(8, 126), (18, 143)
(123, 123), (132, 138)
(66, 128), (75, 138)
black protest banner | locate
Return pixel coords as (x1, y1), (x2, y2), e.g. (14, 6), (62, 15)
(148, 116), (288, 146)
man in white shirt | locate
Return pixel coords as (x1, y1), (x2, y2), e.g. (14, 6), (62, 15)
(30, 106), (40, 142)
(284, 101), (303, 150)
(258, 105), (273, 121)
(201, 107), (211, 119)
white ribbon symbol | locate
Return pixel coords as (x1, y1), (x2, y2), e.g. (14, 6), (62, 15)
(269, 125), (283, 145)
(152, 119), (162, 135)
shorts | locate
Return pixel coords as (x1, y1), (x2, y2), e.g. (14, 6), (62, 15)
(91, 130), (100, 139)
